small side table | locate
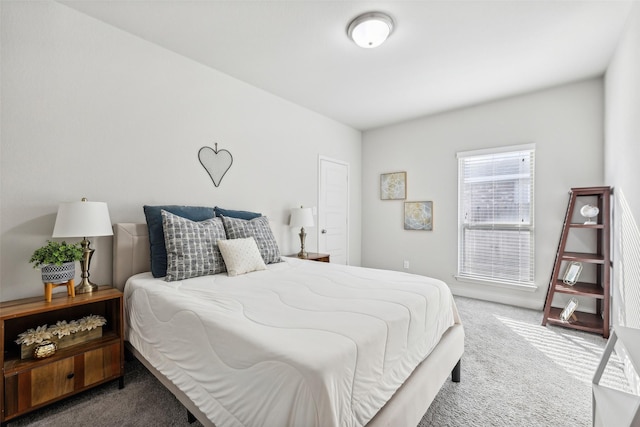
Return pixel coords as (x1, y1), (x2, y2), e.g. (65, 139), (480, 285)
(592, 326), (640, 426)
(287, 253), (330, 263)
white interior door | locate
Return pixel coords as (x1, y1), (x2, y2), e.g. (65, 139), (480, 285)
(318, 157), (349, 264)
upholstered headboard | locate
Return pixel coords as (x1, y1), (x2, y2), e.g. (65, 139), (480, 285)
(112, 223), (150, 291)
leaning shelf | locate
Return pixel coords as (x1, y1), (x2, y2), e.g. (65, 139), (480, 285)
(541, 186), (611, 338)
(546, 307), (605, 335)
(553, 280), (605, 299)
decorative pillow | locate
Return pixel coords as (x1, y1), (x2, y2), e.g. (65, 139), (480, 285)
(214, 206), (262, 220)
(217, 237), (266, 277)
(221, 215), (282, 264)
(144, 205), (215, 278)
(161, 210), (226, 281)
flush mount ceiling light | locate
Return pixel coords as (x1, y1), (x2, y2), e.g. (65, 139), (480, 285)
(347, 12), (394, 48)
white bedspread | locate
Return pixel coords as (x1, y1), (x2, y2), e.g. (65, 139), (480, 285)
(124, 257), (457, 427)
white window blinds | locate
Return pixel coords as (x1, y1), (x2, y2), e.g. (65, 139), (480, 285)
(457, 145), (535, 286)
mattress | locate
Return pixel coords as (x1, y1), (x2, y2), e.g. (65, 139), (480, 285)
(124, 257), (457, 427)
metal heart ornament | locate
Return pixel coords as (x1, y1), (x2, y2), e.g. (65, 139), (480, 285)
(198, 144), (233, 187)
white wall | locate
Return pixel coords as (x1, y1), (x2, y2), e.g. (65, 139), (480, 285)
(0, 1), (362, 301)
(605, 2), (640, 330)
(362, 79), (604, 309)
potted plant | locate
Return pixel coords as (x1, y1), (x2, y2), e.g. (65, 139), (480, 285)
(29, 240), (83, 284)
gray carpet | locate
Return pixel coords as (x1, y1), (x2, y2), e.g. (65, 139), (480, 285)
(9, 296), (626, 427)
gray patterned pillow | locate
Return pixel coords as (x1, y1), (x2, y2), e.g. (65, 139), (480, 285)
(221, 215), (281, 264)
(162, 210), (227, 281)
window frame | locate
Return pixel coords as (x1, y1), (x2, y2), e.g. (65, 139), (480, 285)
(456, 143), (536, 291)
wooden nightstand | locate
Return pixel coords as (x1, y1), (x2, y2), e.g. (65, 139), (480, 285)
(287, 253), (330, 263)
(1, 287), (124, 425)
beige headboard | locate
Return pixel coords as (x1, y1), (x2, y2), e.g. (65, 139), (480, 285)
(112, 223), (150, 291)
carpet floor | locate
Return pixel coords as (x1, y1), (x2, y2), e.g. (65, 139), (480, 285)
(8, 296), (628, 427)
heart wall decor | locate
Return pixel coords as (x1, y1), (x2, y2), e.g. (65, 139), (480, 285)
(198, 143), (233, 187)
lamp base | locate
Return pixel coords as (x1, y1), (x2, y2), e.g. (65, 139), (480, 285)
(75, 278), (98, 294)
(298, 227), (308, 259)
(77, 238), (99, 294)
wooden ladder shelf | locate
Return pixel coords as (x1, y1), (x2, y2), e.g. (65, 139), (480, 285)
(541, 186), (611, 338)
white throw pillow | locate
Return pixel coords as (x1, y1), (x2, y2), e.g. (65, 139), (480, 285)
(217, 237), (267, 277)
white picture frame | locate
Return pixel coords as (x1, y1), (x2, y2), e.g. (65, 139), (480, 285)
(559, 298), (579, 322)
(562, 261), (582, 286)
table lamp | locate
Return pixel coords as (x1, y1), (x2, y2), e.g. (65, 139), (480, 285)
(289, 206), (314, 258)
(52, 198), (113, 294)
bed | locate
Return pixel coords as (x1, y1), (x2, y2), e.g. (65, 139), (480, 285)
(112, 222), (464, 427)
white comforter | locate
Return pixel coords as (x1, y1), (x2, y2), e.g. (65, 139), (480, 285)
(124, 257), (457, 427)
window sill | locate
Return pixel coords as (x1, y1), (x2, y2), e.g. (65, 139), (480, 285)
(454, 275), (538, 292)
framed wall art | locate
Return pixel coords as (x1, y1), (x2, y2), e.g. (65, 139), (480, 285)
(559, 298), (579, 322)
(404, 201), (433, 231)
(380, 172), (406, 200)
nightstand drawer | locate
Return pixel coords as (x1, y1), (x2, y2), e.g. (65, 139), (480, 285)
(30, 356), (76, 406)
(3, 341), (121, 417)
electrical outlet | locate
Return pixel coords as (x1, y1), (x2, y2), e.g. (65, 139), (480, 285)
(403, 260), (409, 269)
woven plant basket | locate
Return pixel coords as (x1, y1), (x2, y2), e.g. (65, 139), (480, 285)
(41, 261), (75, 284)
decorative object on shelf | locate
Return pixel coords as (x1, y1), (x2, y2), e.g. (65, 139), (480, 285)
(289, 206), (314, 258)
(33, 340), (57, 359)
(15, 324), (51, 347)
(579, 204), (600, 224)
(380, 171), (406, 200)
(562, 261), (582, 286)
(29, 240), (83, 279)
(347, 11), (394, 48)
(41, 262), (75, 284)
(404, 201), (433, 231)
(53, 198), (113, 294)
(559, 298), (579, 322)
(29, 240), (83, 301)
(199, 143), (233, 187)
(16, 315), (107, 359)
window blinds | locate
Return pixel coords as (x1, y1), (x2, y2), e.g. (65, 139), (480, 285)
(457, 145), (535, 285)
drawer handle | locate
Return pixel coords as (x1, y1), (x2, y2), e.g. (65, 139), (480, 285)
(67, 373), (75, 380)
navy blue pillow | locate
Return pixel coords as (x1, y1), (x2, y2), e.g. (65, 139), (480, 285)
(143, 205), (215, 278)
(214, 206), (262, 220)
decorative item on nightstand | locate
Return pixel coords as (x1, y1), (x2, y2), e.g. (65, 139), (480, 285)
(52, 198), (113, 294)
(29, 240), (83, 301)
(33, 340), (57, 359)
(289, 206), (314, 259)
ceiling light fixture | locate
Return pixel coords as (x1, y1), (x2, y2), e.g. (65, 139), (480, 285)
(347, 12), (394, 49)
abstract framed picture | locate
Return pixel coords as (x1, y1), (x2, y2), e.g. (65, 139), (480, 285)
(404, 201), (433, 230)
(380, 172), (406, 200)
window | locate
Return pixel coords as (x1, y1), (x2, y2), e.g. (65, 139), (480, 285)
(457, 144), (535, 288)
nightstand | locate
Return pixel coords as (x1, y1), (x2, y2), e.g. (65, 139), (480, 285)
(287, 253), (330, 263)
(1, 287), (124, 424)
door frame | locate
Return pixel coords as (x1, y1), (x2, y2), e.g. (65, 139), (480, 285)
(318, 155), (350, 264)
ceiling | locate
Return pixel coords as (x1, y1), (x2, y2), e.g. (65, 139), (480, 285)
(59, 0), (634, 131)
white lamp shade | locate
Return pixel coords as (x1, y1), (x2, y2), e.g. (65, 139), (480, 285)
(52, 200), (113, 238)
(289, 207), (314, 228)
